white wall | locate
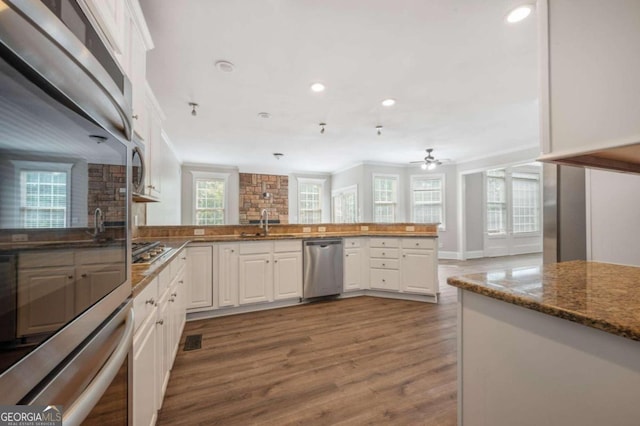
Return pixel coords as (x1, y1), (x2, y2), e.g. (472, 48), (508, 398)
(586, 169), (640, 266)
(288, 173), (332, 223)
(180, 164), (240, 225)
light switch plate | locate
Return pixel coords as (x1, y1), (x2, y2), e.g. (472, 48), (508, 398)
(360, 226), (369, 231)
(12, 234), (28, 242)
(194, 229), (205, 236)
(405, 226), (415, 231)
(302, 227), (311, 233)
(318, 226), (326, 232)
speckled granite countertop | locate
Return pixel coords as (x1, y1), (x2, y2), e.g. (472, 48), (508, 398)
(447, 260), (640, 342)
(131, 240), (189, 297)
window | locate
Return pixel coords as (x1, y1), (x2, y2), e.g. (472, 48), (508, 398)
(193, 173), (227, 225)
(411, 175), (444, 228)
(486, 169), (507, 234)
(21, 170), (69, 228)
(299, 181), (323, 224)
(512, 172), (540, 233)
(332, 185), (358, 223)
(373, 175), (398, 223)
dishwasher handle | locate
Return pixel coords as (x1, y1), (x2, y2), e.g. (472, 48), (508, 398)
(304, 239), (342, 247)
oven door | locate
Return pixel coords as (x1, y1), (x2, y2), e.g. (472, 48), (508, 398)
(26, 300), (133, 426)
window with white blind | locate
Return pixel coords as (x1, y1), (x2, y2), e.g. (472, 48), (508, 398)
(512, 172), (540, 233)
(486, 169), (507, 234)
(193, 174), (227, 225)
(299, 181), (323, 224)
(21, 169), (70, 228)
(373, 174), (398, 223)
(332, 185), (358, 223)
(411, 175), (444, 229)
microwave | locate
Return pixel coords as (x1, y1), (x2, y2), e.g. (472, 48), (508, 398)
(0, 0), (133, 421)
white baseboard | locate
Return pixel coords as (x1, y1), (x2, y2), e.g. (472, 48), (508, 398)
(465, 250), (485, 259)
(439, 251), (462, 260)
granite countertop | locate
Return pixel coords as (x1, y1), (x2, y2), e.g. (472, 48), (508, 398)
(447, 260), (640, 342)
(131, 240), (189, 297)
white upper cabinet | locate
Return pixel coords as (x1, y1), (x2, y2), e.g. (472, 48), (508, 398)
(540, 0), (640, 171)
(81, 0), (126, 55)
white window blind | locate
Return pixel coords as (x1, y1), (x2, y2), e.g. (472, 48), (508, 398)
(512, 172), (540, 233)
(486, 169), (506, 234)
(411, 175), (444, 227)
(299, 182), (322, 224)
(21, 170), (68, 228)
(195, 178), (225, 225)
(373, 175), (397, 223)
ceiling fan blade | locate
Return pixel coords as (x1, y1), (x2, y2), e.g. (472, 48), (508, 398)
(409, 161), (425, 164)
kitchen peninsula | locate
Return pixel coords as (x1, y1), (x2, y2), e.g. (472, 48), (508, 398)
(448, 261), (640, 426)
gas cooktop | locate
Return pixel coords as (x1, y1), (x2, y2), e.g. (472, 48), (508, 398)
(132, 241), (171, 264)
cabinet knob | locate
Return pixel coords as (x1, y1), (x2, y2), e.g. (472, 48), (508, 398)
(382, 252), (385, 255)
(81, 273), (87, 278)
(181, 257), (187, 260)
(266, 260), (270, 263)
(171, 292), (177, 297)
(178, 280), (184, 284)
(145, 298), (155, 305)
(156, 319), (164, 325)
(382, 242), (386, 245)
(345, 254), (349, 257)
(382, 263), (385, 267)
(132, 114), (139, 120)
(68, 275), (73, 280)
(416, 243), (419, 246)
(231, 249), (234, 253)
(403, 254), (406, 258)
(274, 260), (278, 263)
(382, 279), (386, 282)
(169, 298), (175, 303)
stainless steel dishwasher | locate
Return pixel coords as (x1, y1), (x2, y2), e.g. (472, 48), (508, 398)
(303, 239), (343, 298)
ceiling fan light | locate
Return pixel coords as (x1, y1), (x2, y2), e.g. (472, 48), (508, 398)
(506, 5), (533, 23)
(427, 162), (437, 171)
(420, 163), (427, 170)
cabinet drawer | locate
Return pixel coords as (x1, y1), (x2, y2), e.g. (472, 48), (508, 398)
(76, 247), (123, 264)
(370, 268), (400, 291)
(344, 238), (361, 248)
(370, 259), (399, 270)
(369, 248), (399, 259)
(239, 242), (272, 255)
(133, 278), (158, 333)
(369, 238), (399, 248)
(274, 240), (301, 253)
(401, 238), (436, 249)
(20, 250), (74, 268)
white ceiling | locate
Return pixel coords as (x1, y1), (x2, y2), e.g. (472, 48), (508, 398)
(140, 0), (539, 174)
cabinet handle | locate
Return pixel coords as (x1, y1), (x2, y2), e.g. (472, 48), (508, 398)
(132, 114), (139, 120)
(382, 279), (386, 282)
(416, 243), (420, 246)
(231, 249), (235, 253)
(145, 298), (155, 305)
(147, 185), (156, 189)
(169, 298), (175, 303)
(266, 260), (270, 263)
(345, 254), (349, 257)
(178, 280), (184, 284)
(81, 273), (88, 278)
(382, 252), (385, 255)
(274, 260), (278, 263)
(171, 292), (177, 297)
(68, 275), (73, 280)
(181, 257), (187, 260)
(382, 263), (385, 267)
(156, 319), (164, 325)
(403, 254), (406, 258)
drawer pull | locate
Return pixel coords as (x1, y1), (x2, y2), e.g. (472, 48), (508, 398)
(178, 280), (184, 284)
(416, 243), (420, 246)
(403, 254), (406, 258)
(345, 254), (349, 257)
(169, 298), (175, 303)
(382, 279), (386, 282)
(145, 298), (155, 305)
(156, 319), (164, 326)
(382, 242), (386, 245)
(171, 292), (177, 297)
(81, 273), (88, 278)
(382, 263), (385, 267)
(68, 275), (74, 280)
(382, 252), (385, 255)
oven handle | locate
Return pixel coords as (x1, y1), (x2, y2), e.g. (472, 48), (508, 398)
(63, 307), (134, 426)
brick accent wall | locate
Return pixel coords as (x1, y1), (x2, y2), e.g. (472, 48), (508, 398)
(239, 173), (288, 224)
(88, 164), (127, 224)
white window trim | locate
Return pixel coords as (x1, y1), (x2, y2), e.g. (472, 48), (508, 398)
(12, 160), (73, 228)
(297, 177), (326, 224)
(191, 171), (229, 225)
(372, 173), (399, 223)
(410, 173), (446, 230)
(331, 184), (359, 223)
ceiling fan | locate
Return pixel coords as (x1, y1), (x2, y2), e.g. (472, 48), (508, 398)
(410, 148), (444, 170)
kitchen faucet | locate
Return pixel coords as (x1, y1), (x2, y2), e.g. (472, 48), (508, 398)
(87, 207), (105, 238)
(259, 208), (269, 236)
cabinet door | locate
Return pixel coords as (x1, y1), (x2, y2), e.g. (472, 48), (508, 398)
(401, 249), (436, 295)
(130, 24), (147, 141)
(186, 245), (213, 310)
(83, 0), (125, 55)
(273, 252), (302, 300)
(156, 290), (171, 409)
(218, 244), (239, 307)
(132, 311), (157, 426)
(369, 268), (400, 291)
(17, 267), (75, 337)
(239, 254), (273, 305)
(75, 264), (126, 314)
(343, 248), (362, 291)
(146, 106), (163, 198)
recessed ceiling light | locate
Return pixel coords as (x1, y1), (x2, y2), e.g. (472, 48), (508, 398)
(310, 82), (326, 92)
(215, 60), (235, 72)
(506, 5), (533, 23)
(381, 98), (396, 107)
(257, 112), (271, 119)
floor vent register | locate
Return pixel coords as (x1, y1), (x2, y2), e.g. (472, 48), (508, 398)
(183, 334), (202, 351)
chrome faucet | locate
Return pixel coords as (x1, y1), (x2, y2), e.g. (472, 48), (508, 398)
(88, 207), (105, 238)
(259, 208), (269, 236)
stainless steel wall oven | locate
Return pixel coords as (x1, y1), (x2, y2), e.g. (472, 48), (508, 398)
(0, 1), (133, 424)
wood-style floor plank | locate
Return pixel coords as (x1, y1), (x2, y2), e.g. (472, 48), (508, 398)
(157, 254), (541, 425)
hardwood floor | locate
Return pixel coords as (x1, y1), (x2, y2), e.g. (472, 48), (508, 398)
(157, 254), (541, 425)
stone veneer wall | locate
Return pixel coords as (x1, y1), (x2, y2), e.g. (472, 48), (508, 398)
(239, 173), (288, 224)
(88, 164), (127, 224)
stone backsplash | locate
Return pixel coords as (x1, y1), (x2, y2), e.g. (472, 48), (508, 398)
(239, 173), (288, 224)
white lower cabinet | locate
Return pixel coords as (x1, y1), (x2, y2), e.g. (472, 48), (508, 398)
(186, 245), (213, 311)
(132, 248), (187, 424)
(239, 253), (273, 305)
(400, 238), (438, 295)
(218, 244), (239, 307)
(273, 251), (302, 300)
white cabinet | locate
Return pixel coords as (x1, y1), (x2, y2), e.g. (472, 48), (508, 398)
(369, 238), (401, 291)
(132, 305), (157, 426)
(186, 245), (213, 311)
(540, 0), (640, 166)
(82, 0), (126, 55)
(218, 244), (239, 307)
(239, 253), (273, 305)
(75, 264), (126, 314)
(273, 251), (302, 300)
(343, 238), (368, 292)
(143, 86), (165, 198)
(400, 239), (438, 295)
(155, 285), (171, 409)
